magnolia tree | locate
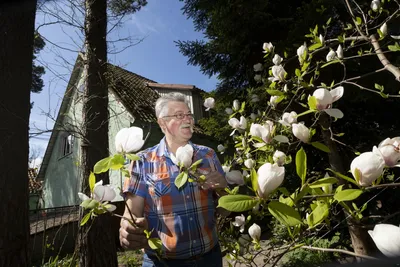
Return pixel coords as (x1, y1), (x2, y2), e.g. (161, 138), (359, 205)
(204, 0), (400, 265)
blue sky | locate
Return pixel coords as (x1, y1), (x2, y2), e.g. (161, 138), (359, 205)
(30, 0), (218, 159)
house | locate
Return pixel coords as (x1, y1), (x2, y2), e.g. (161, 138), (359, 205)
(37, 53), (216, 209)
(28, 168), (43, 211)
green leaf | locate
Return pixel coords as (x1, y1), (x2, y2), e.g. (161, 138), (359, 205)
(295, 69), (301, 77)
(309, 177), (338, 188)
(251, 168), (259, 193)
(268, 201), (302, 226)
(190, 159), (203, 168)
(110, 154), (125, 170)
(121, 169), (130, 177)
(388, 43), (400, 51)
(309, 43), (322, 51)
(80, 212), (91, 226)
(321, 59), (340, 68)
(218, 195), (258, 212)
(308, 96), (317, 110)
(266, 89), (284, 96)
(308, 203), (329, 227)
(296, 147), (307, 185)
(311, 141), (330, 153)
(355, 16), (362, 25)
(80, 199), (92, 209)
(334, 189), (363, 202)
(93, 156), (112, 174)
(297, 109), (316, 118)
(174, 172), (188, 189)
(327, 168), (359, 187)
(89, 172), (95, 192)
(148, 238), (162, 250)
(126, 153), (140, 161)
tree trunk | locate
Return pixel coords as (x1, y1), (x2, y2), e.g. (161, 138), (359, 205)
(78, 0), (118, 266)
(319, 113), (376, 260)
(0, 1), (37, 266)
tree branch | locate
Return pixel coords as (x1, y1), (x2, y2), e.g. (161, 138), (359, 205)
(369, 34), (400, 81)
(301, 245), (377, 260)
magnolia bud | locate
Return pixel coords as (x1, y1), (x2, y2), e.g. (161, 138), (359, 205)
(248, 223), (261, 241)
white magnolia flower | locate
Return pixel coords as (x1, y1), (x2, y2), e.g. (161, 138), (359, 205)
(225, 107), (233, 115)
(229, 116), (247, 131)
(248, 223), (261, 241)
(297, 43), (308, 64)
(263, 42), (274, 53)
(273, 150), (286, 166)
(326, 50), (337, 62)
(336, 45), (344, 59)
(292, 123), (310, 143)
(254, 74), (262, 82)
(350, 147), (385, 186)
(203, 97), (215, 111)
(322, 173), (333, 194)
(283, 84), (289, 92)
(232, 214), (246, 233)
(115, 127), (145, 153)
(269, 96), (279, 109)
(257, 162), (285, 198)
(272, 54), (283, 65)
(233, 100), (240, 111)
(250, 121), (274, 143)
(253, 63), (263, 72)
(226, 170), (245, 185)
(175, 144), (194, 168)
(371, 0), (380, 11)
(380, 22), (388, 36)
(368, 224), (400, 257)
(268, 65), (286, 82)
(78, 180), (117, 212)
(217, 144), (225, 153)
(244, 159), (255, 169)
(279, 111), (297, 127)
(222, 165), (230, 173)
(312, 87), (344, 118)
(319, 34), (325, 44)
(377, 137), (400, 167)
(251, 94), (260, 103)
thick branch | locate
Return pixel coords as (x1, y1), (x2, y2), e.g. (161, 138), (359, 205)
(301, 246), (377, 260)
(370, 34), (400, 81)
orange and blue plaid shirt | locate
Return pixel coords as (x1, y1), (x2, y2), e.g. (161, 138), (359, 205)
(123, 137), (225, 259)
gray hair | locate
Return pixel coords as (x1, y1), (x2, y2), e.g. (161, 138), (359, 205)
(155, 92), (189, 118)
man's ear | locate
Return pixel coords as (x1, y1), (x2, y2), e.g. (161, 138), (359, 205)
(158, 118), (166, 132)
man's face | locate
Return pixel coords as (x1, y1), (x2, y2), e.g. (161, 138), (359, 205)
(158, 101), (194, 144)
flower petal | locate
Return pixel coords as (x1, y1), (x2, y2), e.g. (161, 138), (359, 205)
(324, 108), (344, 118)
(330, 86), (344, 102)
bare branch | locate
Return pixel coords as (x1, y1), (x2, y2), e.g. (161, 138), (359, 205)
(301, 245), (377, 260)
(370, 34), (400, 81)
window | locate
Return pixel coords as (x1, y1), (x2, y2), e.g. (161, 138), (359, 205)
(61, 134), (73, 157)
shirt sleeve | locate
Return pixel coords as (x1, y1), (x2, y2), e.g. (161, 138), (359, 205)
(122, 155), (147, 198)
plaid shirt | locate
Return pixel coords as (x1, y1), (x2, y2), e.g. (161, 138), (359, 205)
(123, 137), (225, 259)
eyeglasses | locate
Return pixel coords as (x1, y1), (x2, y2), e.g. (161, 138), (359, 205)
(162, 113), (194, 120)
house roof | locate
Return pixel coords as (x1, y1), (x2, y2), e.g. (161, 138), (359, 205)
(107, 64), (159, 123)
(37, 53), (206, 180)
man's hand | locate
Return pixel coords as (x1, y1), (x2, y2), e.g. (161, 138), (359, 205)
(200, 171), (227, 190)
(119, 217), (149, 250)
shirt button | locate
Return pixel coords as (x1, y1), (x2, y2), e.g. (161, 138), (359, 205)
(186, 195), (190, 199)
(193, 240), (196, 243)
(190, 217), (193, 221)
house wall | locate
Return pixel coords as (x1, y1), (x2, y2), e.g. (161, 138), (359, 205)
(42, 75), (85, 208)
(107, 93), (135, 201)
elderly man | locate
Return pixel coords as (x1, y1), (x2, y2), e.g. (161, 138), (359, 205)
(119, 92), (227, 267)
